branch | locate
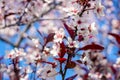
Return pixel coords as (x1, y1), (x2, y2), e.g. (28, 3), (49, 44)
(17, 1), (31, 25)
(0, 36), (15, 47)
(0, 1), (62, 47)
(62, 54), (71, 80)
(15, 1), (62, 47)
(15, 23), (31, 47)
(79, 4), (88, 17)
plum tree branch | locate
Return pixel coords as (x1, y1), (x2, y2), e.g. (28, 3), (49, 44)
(0, 1), (62, 48)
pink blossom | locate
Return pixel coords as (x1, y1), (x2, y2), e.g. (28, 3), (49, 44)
(94, 0), (105, 17)
(54, 28), (65, 43)
(66, 37), (79, 48)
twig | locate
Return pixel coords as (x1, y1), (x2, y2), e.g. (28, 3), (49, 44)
(79, 4), (88, 17)
(17, 1), (31, 25)
(0, 37), (15, 47)
(15, 23), (31, 47)
(60, 63), (64, 80)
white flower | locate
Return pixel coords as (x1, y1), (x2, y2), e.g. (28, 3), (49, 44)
(74, 65), (86, 76)
(5, 50), (16, 59)
(25, 54), (36, 64)
(20, 74), (29, 80)
(0, 64), (7, 72)
(37, 64), (57, 80)
(50, 44), (60, 56)
(60, 0), (81, 15)
(54, 28), (65, 43)
(67, 37), (79, 48)
(43, 47), (50, 55)
(5, 48), (26, 59)
(77, 24), (89, 35)
(89, 22), (98, 35)
(25, 66), (33, 73)
(88, 72), (99, 79)
(32, 38), (39, 47)
(94, 0), (105, 17)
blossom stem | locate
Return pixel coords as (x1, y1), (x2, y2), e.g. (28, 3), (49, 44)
(62, 54), (71, 80)
(60, 63), (64, 80)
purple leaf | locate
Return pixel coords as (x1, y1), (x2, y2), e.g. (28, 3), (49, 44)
(45, 33), (55, 43)
(79, 42), (104, 50)
(58, 42), (66, 58)
(54, 58), (66, 63)
(108, 33), (120, 44)
(63, 21), (75, 39)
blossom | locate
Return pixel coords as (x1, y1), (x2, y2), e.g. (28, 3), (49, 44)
(66, 37), (79, 48)
(88, 22), (98, 36)
(50, 43), (60, 56)
(77, 22), (98, 42)
(32, 38), (40, 47)
(43, 47), (50, 55)
(94, 0), (105, 17)
(77, 23), (89, 35)
(25, 54), (36, 64)
(74, 65), (87, 76)
(59, 0), (81, 16)
(5, 48), (26, 59)
(25, 66), (33, 73)
(77, 23), (90, 42)
(66, 15), (83, 29)
(54, 28), (65, 43)
(37, 64), (57, 80)
(20, 75), (29, 80)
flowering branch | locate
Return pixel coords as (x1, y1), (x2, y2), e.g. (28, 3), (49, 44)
(1, 0), (119, 80)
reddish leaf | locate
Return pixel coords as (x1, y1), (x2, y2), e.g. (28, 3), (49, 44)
(63, 21), (75, 39)
(42, 61), (56, 68)
(66, 74), (78, 80)
(66, 61), (76, 69)
(54, 58), (66, 63)
(45, 33), (55, 43)
(79, 42), (104, 50)
(108, 33), (120, 44)
(58, 42), (67, 58)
